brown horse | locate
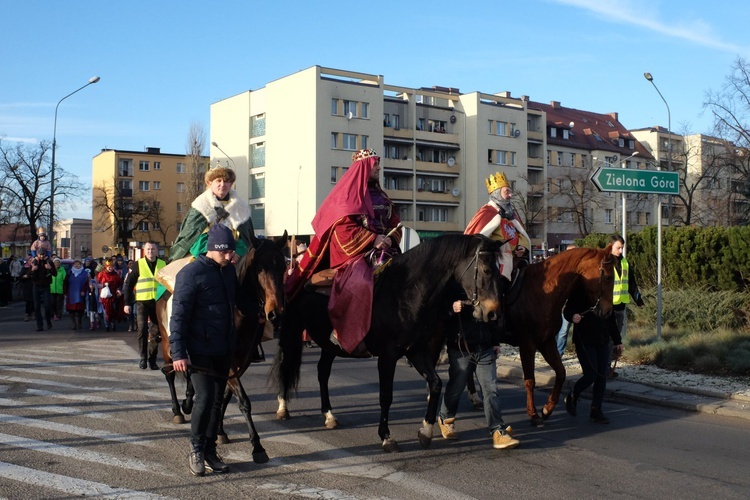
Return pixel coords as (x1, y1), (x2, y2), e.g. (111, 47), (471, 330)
(504, 245), (615, 426)
(155, 233), (287, 464)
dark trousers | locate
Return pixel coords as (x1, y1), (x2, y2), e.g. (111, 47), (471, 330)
(188, 353), (230, 454)
(136, 300), (160, 362)
(572, 342), (611, 408)
(32, 285), (52, 328)
(51, 293), (64, 318)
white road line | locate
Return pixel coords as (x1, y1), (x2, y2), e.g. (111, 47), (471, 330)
(0, 412), (162, 447)
(0, 461), (176, 499)
(0, 398), (112, 419)
(0, 433), (171, 476)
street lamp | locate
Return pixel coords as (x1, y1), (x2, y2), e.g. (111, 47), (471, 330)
(644, 71), (670, 341)
(211, 141), (237, 170)
(50, 76), (101, 239)
(620, 151), (639, 256)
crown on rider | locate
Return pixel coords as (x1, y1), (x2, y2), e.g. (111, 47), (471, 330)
(485, 171), (510, 194)
(352, 148), (378, 162)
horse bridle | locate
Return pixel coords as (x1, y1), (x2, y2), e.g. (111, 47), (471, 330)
(458, 244), (495, 307)
(579, 255), (613, 317)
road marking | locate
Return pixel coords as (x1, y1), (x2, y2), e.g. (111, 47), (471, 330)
(0, 461), (176, 499)
(0, 433), (170, 476)
(0, 398), (112, 419)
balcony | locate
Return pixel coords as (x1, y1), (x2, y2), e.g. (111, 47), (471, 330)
(120, 189), (133, 198)
(527, 130), (544, 143)
(385, 188), (460, 205)
(527, 156), (544, 168)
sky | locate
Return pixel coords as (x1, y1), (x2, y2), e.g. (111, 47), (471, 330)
(3, 0), (750, 220)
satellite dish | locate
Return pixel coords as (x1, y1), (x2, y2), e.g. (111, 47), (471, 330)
(451, 187), (461, 197)
(513, 129), (521, 138)
(101, 245), (109, 254)
(612, 155), (618, 162)
(450, 115), (457, 124)
(447, 157), (456, 167)
(346, 111), (353, 120)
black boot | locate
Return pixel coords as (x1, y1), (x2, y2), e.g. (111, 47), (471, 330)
(564, 390), (578, 416)
(204, 450), (229, 473)
(590, 406), (610, 424)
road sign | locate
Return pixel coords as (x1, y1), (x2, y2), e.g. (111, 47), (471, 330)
(590, 167), (679, 195)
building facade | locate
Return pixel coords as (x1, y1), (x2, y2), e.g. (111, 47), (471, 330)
(92, 148), (208, 259)
(52, 218), (92, 259)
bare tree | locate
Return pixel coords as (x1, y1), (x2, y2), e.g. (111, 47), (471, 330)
(552, 166), (607, 237)
(92, 179), (160, 250)
(704, 57), (750, 225)
(0, 139), (85, 239)
(514, 173), (546, 239)
(184, 122), (207, 204)
(142, 199), (180, 247)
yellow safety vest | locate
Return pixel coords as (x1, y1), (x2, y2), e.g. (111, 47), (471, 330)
(135, 258), (166, 301)
(613, 258), (630, 305)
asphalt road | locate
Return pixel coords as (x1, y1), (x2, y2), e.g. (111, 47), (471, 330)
(1, 301), (750, 499)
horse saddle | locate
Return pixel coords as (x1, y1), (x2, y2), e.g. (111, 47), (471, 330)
(304, 268), (336, 295)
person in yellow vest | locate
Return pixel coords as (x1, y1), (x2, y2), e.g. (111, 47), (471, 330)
(124, 242), (167, 370)
(609, 234), (645, 378)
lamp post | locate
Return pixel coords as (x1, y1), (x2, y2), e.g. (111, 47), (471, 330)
(620, 151), (639, 256)
(644, 71), (670, 341)
(49, 76), (101, 239)
(211, 141), (237, 170)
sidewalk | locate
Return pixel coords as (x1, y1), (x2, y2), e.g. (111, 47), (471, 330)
(496, 352), (750, 421)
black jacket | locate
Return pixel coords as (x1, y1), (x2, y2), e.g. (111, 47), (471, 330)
(28, 256), (57, 286)
(563, 292), (621, 347)
(169, 255), (237, 361)
(443, 285), (499, 353)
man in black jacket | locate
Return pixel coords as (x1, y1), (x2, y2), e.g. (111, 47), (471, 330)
(169, 224), (237, 476)
(29, 249), (57, 331)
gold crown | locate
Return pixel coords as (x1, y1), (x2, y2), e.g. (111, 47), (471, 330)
(352, 148), (378, 162)
(485, 172), (509, 194)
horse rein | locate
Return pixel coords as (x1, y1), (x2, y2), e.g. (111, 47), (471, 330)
(458, 244), (496, 308)
(161, 363), (239, 380)
(579, 255), (613, 317)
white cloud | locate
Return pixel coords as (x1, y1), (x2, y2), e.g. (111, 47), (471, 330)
(552, 0), (745, 54)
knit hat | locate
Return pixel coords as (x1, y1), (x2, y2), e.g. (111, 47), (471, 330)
(207, 224), (235, 251)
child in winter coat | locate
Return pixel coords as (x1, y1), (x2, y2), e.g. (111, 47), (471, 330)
(85, 278), (103, 330)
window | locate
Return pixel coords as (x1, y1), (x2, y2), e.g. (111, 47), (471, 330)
(154, 161), (161, 170)
(251, 204), (265, 230)
(251, 142), (265, 167)
(118, 159), (133, 177)
(557, 151), (563, 166)
(152, 221), (161, 230)
(177, 202), (183, 213)
(361, 135), (368, 150)
(251, 113), (266, 137)
(569, 153), (575, 166)
(138, 181), (150, 191)
(361, 102), (369, 118)
(251, 173), (265, 198)
(392, 115), (400, 129)
(153, 181), (161, 190)
(605, 209), (613, 224)
(331, 167), (339, 183)
(177, 183), (185, 193)
(331, 98), (339, 115)
(550, 128), (557, 138)
(562, 129), (569, 140)
(139, 161), (149, 171)
(331, 132), (338, 149)
(384, 113), (391, 127)
(417, 118), (425, 131)
(343, 100), (357, 118)
(176, 163), (186, 173)
(137, 222), (149, 231)
(496, 150), (516, 166)
(343, 134), (357, 150)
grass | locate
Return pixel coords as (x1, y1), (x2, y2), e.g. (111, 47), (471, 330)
(622, 288), (750, 376)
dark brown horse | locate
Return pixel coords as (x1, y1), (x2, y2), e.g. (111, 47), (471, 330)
(273, 233), (503, 452)
(156, 233), (287, 464)
(504, 245), (615, 426)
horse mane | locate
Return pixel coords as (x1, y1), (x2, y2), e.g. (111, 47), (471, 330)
(387, 232), (479, 278)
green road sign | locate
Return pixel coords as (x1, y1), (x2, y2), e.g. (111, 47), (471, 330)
(590, 167), (679, 195)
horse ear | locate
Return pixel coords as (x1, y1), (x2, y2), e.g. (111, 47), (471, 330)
(250, 233), (261, 249)
(275, 230), (288, 249)
(603, 243), (613, 255)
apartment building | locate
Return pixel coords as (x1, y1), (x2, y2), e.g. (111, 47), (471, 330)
(210, 65), (664, 254)
(52, 218), (92, 259)
(91, 148), (208, 259)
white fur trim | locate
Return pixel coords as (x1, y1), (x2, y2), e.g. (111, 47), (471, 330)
(190, 189), (251, 230)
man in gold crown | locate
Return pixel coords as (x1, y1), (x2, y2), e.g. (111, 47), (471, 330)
(465, 171), (530, 282)
(285, 148), (402, 354)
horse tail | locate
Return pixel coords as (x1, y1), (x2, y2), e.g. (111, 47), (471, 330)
(270, 298), (304, 401)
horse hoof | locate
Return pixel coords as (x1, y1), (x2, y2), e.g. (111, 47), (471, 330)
(382, 438), (400, 453)
(253, 451), (270, 464)
(276, 409), (290, 420)
(216, 434), (230, 445)
(325, 417), (338, 429)
(530, 415), (545, 427)
(417, 431), (433, 449)
(172, 415), (185, 424)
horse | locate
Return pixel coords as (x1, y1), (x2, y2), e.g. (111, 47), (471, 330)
(503, 244), (615, 427)
(273, 233), (502, 452)
(155, 233), (287, 464)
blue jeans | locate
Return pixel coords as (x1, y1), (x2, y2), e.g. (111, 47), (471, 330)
(572, 342), (611, 408)
(556, 314), (571, 356)
(32, 285), (51, 329)
(439, 347), (505, 433)
(189, 353), (230, 454)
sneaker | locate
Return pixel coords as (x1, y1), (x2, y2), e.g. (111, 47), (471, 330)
(492, 428), (520, 450)
(437, 416), (458, 440)
(564, 391), (577, 416)
(204, 451), (229, 473)
(590, 406), (610, 424)
(188, 451), (205, 476)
